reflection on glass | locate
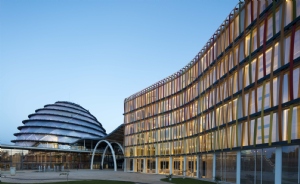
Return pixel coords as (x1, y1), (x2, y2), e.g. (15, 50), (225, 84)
(282, 145), (299, 184)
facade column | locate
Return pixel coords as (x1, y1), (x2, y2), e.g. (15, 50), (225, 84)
(50, 152), (52, 169)
(133, 158), (137, 172)
(143, 158), (146, 173)
(236, 151), (241, 184)
(275, 147), (282, 184)
(183, 156), (187, 177)
(196, 155), (200, 178)
(212, 153), (216, 180)
(155, 157), (159, 174)
(169, 156), (173, 175)
(124, 158), (127, 172)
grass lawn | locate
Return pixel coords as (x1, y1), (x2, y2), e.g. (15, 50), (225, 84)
(0, 180), (134, 184)
(161, 177), (215, 184)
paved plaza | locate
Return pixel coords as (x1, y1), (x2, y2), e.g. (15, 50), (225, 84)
(0, 169), (170, 184)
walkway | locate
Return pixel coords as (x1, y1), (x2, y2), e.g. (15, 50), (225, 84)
(0, 169), (169, 184)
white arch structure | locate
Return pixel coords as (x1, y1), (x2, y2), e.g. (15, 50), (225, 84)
(101, 142), (124, 169)
(90, 140), (124, 171)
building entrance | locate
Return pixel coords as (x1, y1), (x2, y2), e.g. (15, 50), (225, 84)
(136, 158), (144, 172)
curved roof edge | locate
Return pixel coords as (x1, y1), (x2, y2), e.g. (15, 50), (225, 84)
(55, 101), (88, 111)
(23, 117), (106, 134)
(33, 108), (105, 130)
(15, 125), (104, 137)
(55, 101), (101, 123)
(44, 104), (89, 114)
(123, 1), (244, 102)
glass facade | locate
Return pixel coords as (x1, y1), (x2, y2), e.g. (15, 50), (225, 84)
(0, 148), (91, 170)
(282, 145), (300, 184)
(0, 147), (124, 171)
(124, 0), (300, 183)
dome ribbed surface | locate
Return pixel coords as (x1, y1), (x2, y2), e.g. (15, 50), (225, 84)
(12, 101), (106, 148)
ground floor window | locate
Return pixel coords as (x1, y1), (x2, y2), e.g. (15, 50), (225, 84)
(158, 157), (169, 174)
(186, 155), (197, 177)
(200, 154), (213, 179)
(282, 145), (299, 184)
(126, 158), (133, 171)
(146, 158), (156, 173)
(126, 144), (300, 183)
(241, 148), (275, 184)
(215, 152), (236, 182)
(173, 156), (183, 176)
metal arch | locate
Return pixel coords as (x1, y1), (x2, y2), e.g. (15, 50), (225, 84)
(101, 145), (109, 169)
(111, 142), (124, 155)
(101, 142), (124, 169)
(90, 140), (117, 171)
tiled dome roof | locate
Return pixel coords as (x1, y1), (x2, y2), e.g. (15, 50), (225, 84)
(12, 101), (106, 148)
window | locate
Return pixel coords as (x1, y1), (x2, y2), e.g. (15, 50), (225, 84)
(259, 0), (267, 15)
(285, 0), (293, 26)
(245, 34), (251, 57)
(284, 36), (291, 65)
(267, 15), (273, 40)
(246, 3), (251, 27)
(258, 54), (264, 79)
(273, 42), (280, 71)
(234, 15), (240, 39)
(293, 68), (300, 99)
(273, 77), (279, 106)
(253, 1), (258, 20)
(257, 86), (263, 112)
(244, 64), (250, 87)
(259, 23), (264, 47)
(239, 40), (245, 62)
(282, 145), (299, 184)
(265, 47), (272, 75)
(251, 59), (257, 83)
(252, 28), (258, 51)
(282, 73), (289, 103)
(275, 9), (280, 34)
(294, 29), (300, 59)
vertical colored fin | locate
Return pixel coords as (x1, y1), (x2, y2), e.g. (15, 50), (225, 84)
(293, 0), (297, 20)
(249, 28), (253, 84)
(287, 105), (294, 144)
(261, 81), (266, 144)
(269, 112), (274, 146)
(272, 0), (276, 36)
(254, 118), (258, 147)
(289, 24), (296, 101)
(236, 96), (239, 147)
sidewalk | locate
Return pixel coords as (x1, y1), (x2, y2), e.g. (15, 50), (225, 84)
(0, 169), (170, 184)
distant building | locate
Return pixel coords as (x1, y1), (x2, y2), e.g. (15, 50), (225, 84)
(123, 0), (300, 183)
(12, 101), (107, 148)
(0, 101), (124, 171)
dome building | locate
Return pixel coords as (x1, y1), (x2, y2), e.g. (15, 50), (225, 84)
(1, 101), (124, 171)
(12, 101), (106, 149)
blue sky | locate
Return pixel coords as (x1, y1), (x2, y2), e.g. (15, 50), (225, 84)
(0, 0), (238, 144)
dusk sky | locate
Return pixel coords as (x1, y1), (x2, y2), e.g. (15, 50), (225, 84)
(0, 0), (238, 144)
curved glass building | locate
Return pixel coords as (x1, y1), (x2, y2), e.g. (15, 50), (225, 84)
(124, 0), (300, 183)
(12, 101), (107, 149)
